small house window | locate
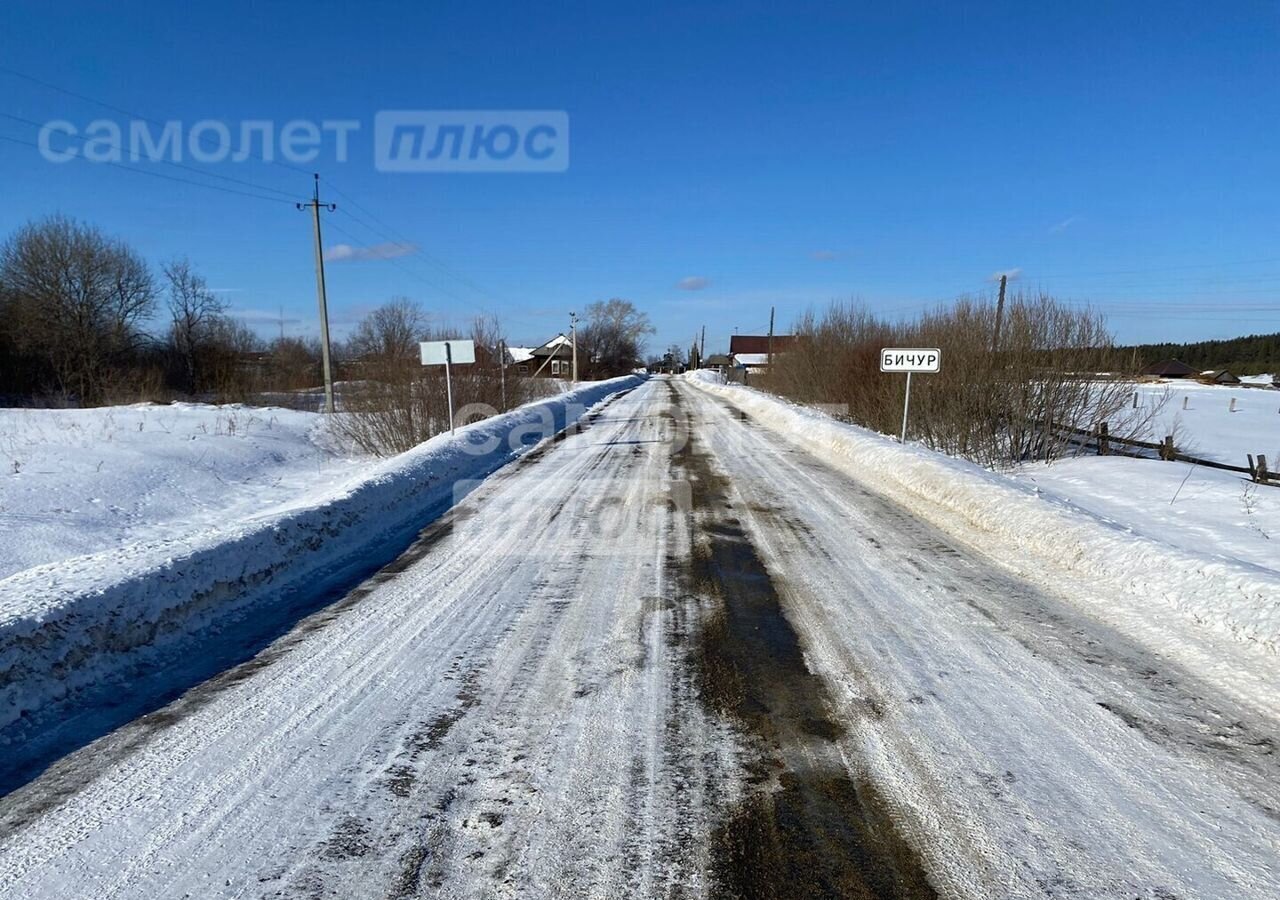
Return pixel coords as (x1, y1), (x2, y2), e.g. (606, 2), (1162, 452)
(551, 360), (561, 375)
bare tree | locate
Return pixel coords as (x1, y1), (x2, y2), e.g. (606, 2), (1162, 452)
(578, 298), (654, 377)
(346, 297), (428, 363)
(203, 316), (262, 401)
(0, 215), (155, 403)
(164, 257), (226, 394)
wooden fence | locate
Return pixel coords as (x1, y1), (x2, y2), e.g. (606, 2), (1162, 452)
(1051, 420), (1278, 486)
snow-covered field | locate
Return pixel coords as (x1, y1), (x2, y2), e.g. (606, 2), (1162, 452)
(0, 404), (368, 580)
(1125, 379), (1280, 463)
(1013, 379), (1280, 580)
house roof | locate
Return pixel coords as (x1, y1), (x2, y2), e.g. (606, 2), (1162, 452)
(506, 346), (535, 364)
(733, 352), (770, 366)
(1140, 359), (1197, 377)
(728, 334), (796, 355)
(705, 353), (733, 366)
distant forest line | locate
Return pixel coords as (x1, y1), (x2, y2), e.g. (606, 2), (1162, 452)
(1117, 332), (1279, 374)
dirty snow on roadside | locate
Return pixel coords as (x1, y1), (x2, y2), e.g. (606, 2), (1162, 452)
(0, 403), (367, 579)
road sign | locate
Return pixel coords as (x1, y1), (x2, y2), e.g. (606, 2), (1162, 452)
(880, 348), (941, 443)
(879, 348), (941, 373)
(420, 339), (476, 366)
(420, 339), (476, 434)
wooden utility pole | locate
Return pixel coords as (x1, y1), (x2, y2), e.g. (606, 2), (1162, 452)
(992, 273), (1008, 356)
(767, 306), (775, 371)
(297, 173), (337, 413)
(700, 325), (706, 362)
(498, 338), (507, 411)
(570, 312), (579, 381)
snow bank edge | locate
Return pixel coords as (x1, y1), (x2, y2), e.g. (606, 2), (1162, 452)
(686, 375), (1280, 653)
(0, 377), (643, 732)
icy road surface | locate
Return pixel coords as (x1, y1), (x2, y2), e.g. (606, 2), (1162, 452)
(1, 378), (1277, 899)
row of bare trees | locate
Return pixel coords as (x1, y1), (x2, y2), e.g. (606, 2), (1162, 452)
(0, 216), (280, 404)
(1, 216), (659, 412)
(756, 294), (1162, 468)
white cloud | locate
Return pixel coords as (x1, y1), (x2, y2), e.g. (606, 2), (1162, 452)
(324, 242), (416, 263)
(677, 276), (711, 291)
(988, 268), (1022, 283)
(1049, 215), (1081, 235)
(810, 250), (839, 261)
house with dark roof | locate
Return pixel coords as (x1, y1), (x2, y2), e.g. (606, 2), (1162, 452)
(703, 353), (734, 373)
(505, 334), (574, 378)
(1140, 359), (1197, 379)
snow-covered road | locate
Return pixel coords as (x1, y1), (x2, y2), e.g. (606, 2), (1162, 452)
(1, 378), (1276, 899)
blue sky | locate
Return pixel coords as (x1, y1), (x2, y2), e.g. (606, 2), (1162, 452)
(2, 0), (1278, 355)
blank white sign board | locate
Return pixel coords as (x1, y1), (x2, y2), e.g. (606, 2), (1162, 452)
(420, 339), (476, 366)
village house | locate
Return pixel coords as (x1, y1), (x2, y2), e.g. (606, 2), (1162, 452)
(702, 353), (734, 374)
(1140, 359), (1197, 379)
(1199, 369), (1241, 385)
(505, 334), (575, 378)
(728, 334), (797, 371)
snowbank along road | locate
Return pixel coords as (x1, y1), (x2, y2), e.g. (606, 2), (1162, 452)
(1, 377), (1277, 898)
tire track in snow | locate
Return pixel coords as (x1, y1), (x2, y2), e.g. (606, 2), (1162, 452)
(668, 382), (938, 900)
(680, 379), (1280, 898)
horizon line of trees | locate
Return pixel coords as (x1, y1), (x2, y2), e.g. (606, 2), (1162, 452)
(0, 216), (654, 409)
(1115, 332), (1280, 375)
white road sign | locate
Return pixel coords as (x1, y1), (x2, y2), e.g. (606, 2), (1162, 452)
(420, 339), (476, 434)
(420, 339), (476, 366)
(880, 348), (941, 373)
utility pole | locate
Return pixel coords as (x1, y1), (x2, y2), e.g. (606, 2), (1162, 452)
(767, 306), (776, 371)
(298, 173), (337, 413)
(700, 325), (706, 362)
(992, 273), (1008, 356)
(569, 311), (579, 381)
(498, 338), (507, 411)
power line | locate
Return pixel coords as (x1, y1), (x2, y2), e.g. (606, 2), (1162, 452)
(0, 132), (295, 205)
(1024, 256), (1280, 280)
(325, 180), (507, 303)
(0, 62), (311, 179)
(322, 216), (475, 304)
(0, 112), (299, 200)
(327, 206), (509, 306)
(1, 63), (509, 309)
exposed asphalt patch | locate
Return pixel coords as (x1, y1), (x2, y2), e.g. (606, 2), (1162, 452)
(667, 383), (937, 900)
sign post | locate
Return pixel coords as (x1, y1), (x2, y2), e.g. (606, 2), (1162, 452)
(879, 348), (941, 443)
(420, 339), (477, 434)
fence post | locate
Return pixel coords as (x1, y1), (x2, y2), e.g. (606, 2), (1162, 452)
(1260, 455), (1270, 483)
(1161, 435), (1174, 461)
(1098, 422), (1109, 456)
